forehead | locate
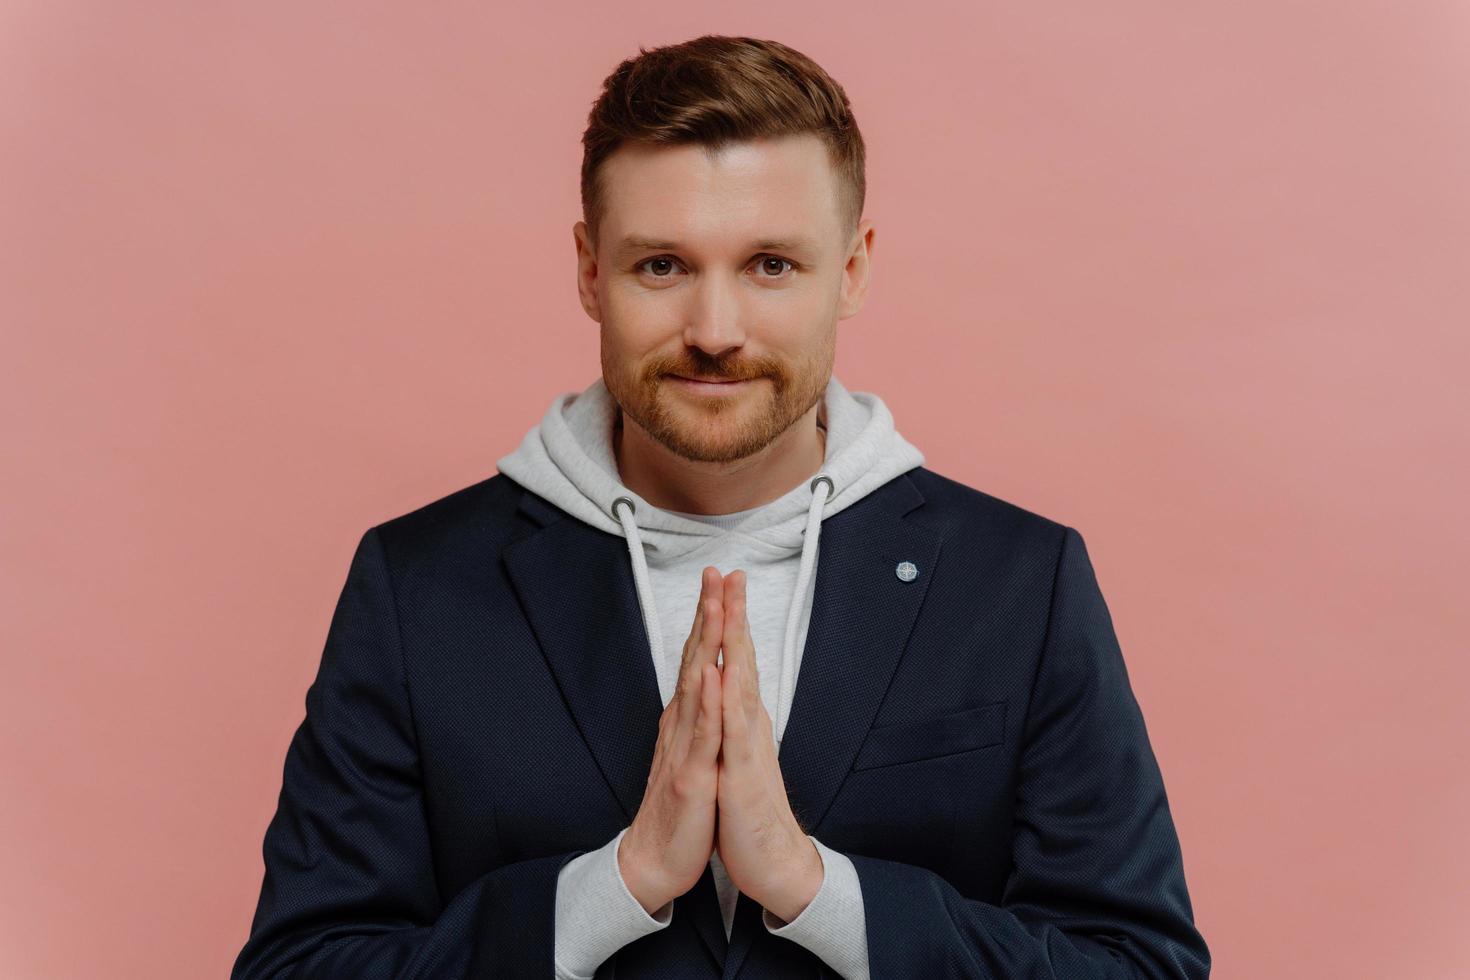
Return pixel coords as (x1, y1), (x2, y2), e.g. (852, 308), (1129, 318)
(598, 133), (842, 253)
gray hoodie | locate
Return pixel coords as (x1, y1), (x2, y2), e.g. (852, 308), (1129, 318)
(496, 373), (924, 980)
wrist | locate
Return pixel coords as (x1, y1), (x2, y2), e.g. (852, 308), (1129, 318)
(617, 831), (672, 915)
(760, 837), (824, 925)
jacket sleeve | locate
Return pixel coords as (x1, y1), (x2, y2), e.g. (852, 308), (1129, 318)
(849, 526), (1211, 979)
(231, 526), (584, 979)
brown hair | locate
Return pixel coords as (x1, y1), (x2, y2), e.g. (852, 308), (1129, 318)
(580, 35), (866, 251)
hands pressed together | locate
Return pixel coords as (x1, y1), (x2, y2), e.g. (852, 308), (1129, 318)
(618, 566), (824, 926)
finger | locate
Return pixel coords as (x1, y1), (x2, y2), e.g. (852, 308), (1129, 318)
(672, 635), (694, 714)
(690, 662), (722, 765)
(680, 590), (704, 672)
(681, 567), (711, 664)
(679, 567), (711, 681)
(698, 567), (724, 672)
(721, 660), (747, 765)
(675, 570), (711, 731)
(724, 571), (761, 711)
(678, 569), (722, 737)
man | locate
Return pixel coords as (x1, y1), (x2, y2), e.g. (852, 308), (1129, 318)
(232, 34), (1210, 980)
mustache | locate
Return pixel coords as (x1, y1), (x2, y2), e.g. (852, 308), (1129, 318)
(653, 359), (777, 383)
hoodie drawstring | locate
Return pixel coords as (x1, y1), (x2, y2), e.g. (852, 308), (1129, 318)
(612, 494), (665, 684)
(774, 475), (831, 743)
(611, 474), (833, 746)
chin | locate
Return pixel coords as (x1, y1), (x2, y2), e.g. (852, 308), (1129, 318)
(665, 414), (770, 463)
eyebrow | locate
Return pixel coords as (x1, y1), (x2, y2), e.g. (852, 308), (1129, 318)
(616, 235), (816, 254)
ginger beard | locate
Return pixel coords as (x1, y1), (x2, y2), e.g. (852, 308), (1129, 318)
(602, 333), (833, 465)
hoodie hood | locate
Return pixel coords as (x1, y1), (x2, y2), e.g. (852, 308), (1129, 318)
(497, 373), (923, 560)
(496, 373), (924, 736)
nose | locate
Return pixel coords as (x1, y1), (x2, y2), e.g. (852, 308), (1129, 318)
(681, 270), (746, 357)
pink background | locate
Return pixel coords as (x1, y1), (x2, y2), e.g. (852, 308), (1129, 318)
(3, 3), (1467, 978)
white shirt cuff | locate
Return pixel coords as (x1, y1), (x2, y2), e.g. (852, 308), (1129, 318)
(761, 835), (870, 979)
(554, 827), (673, 979)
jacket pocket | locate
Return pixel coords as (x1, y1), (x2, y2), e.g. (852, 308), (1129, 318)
(852, 700), (1007, 771)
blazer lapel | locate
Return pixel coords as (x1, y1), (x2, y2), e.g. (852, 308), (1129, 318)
(722, 472), (941, 980)
(502, 491), (664, 823)
(501, 488), (730, 968)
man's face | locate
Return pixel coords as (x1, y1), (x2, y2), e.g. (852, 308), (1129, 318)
(574, 132), (873, 464)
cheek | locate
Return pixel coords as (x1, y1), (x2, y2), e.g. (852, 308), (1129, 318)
(603, 288), (684, 340)
(600, 315), (677, 369)
(750, 283), (835, 332)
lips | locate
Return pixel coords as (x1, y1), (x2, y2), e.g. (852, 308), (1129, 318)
(667, 374), (758, 395)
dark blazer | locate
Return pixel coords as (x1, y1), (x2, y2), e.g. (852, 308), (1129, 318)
(233, 467), (1210, 979)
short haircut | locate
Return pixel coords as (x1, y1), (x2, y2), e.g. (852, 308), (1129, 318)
(580, 35), (866, 251)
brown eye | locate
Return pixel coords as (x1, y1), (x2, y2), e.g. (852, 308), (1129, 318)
(757, 256), (794, 277)
(638, 257), (680, 277)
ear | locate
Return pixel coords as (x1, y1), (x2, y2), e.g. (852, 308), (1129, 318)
(836, 217), (875, 320)
(573, 220), (603, 323)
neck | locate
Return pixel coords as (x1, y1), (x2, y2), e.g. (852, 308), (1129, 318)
(613, 405), (827, 516)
